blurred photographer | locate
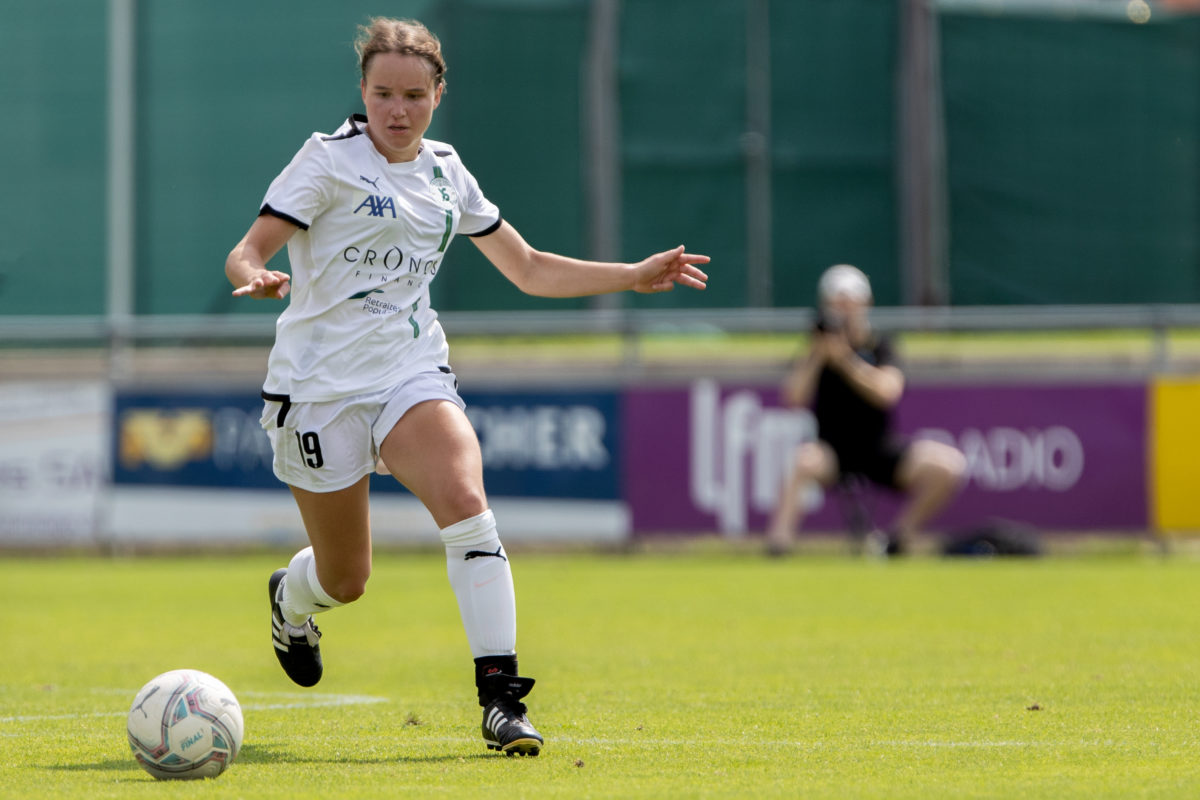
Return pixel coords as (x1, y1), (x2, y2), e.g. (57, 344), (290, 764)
(765, 265), (965, 556)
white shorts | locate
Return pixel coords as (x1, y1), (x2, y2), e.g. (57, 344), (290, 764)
(260, 367), (465, 493)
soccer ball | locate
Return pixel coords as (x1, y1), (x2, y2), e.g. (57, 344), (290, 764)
(126, 669), (244, 780)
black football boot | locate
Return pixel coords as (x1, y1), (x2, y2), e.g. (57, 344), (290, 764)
(268, 568), (323, 687)
(476, 656), (543, 756)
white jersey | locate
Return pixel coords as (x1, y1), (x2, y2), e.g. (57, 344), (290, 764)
(258, 114), (501, 401)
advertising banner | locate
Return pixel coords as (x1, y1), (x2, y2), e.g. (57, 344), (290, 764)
(625, 380), (1147, 536)
(462, 391), (619, 500)
(114, 392), (276, 489)
(1149, 377), (1200, 532)
(113, 389), (620, 500)
(0, 382), (110, 545)
(108, 388), (624, 543)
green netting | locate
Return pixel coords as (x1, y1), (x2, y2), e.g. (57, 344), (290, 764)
(619, 0), (748, 309)
(132, 0), (589, 315)
(0, 0), (108, 316)
(617, 0), (900, 309)
(769, 0), (899, 308)
(0, 0), (904, 318)
(427, 0), (591, 312)
(134, 0), (439, 317)
(8, 1), (1194, 319)
(941, 12), (1200, 304)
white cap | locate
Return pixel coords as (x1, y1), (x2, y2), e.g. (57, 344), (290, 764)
(817, 264), (872, 304)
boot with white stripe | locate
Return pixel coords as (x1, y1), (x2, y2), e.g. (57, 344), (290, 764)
(268, 568), (323, 687)
(477, 666), (542, 757)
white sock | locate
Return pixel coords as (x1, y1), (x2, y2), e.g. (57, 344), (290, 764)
(279, 546), (343, 628)
(440, 510), (517, 659)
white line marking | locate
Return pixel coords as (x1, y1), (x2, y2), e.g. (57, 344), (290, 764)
(543, 736), (1197, 750)
(0, 692), (388, 724)
(243, 694), (389, 712)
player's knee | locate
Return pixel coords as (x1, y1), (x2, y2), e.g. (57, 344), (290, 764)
(327, 582), (366, 605)
(325, 570), (370, 604)
(438, 485), (489, 525)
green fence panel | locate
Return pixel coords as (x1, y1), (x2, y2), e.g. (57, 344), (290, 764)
(133, 0), (587, 316)
(135, 0), (439, 317)
(427, 0), (591, 312)
(941, 12), (1200, 305)
(22, 4), (1194, 319)
(770, 0), (900, 308)
(619, 0), (748, 310)
(618, 0), (900, 311)
(0, 0), (108, 317)
(0, 0), (905, 321)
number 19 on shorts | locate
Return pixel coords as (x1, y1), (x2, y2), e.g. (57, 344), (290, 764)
(294, 431), (324, 469)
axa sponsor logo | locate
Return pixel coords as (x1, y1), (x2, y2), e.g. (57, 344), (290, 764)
(354, 194), (396, 218)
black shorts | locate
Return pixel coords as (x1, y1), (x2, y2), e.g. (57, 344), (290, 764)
(829, 438), (909, 490)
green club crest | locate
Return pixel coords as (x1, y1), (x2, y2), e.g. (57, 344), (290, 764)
(430, 176), (457, 209)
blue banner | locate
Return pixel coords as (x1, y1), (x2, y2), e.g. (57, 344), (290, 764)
(460, 390), (619, 500)
(113, 389), (620, 500)
(114, 392), (278, 489)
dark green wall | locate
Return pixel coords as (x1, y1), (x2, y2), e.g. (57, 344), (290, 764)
(941, 12), (1200, 304)
(429, 0), (591, 312)
(3, 1), (1198, 319)
(0, 1), (109, 315)
(769, 0), (900, 308)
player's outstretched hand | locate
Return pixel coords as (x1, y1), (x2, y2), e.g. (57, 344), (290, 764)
(632, 245), (710, 294)
(232, 270), (292, 300)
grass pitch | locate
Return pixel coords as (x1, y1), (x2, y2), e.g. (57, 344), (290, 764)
(4, 548), (1199, 798)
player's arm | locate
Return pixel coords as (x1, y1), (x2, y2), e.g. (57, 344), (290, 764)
(826, 337), (905, 409)
(226, 214), (298, 299)
(471, 220), (708, 297)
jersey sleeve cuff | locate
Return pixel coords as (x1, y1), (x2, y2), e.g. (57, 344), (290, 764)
(463, 217), (502, 238)
(259, 204), (310, 231)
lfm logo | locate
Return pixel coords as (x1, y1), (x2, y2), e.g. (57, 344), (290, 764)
(354, 194), (396, 218)
(689, 380), (812, 535)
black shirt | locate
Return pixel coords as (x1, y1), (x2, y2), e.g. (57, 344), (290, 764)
(811, 333), (897, 456)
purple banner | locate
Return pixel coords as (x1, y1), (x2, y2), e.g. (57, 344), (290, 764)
(624, 380), (1147, 536)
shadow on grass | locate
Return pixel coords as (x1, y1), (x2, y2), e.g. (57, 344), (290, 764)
(234, 742), (497, 765)
(43, 742), (497, 773)
(44, 758), (138, 773)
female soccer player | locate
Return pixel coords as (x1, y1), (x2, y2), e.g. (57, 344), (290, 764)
(225, 18), (708, 757)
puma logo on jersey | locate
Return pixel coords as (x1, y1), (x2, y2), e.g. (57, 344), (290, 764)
(359, 175), (381, 190)
(354, 194), (397, 218)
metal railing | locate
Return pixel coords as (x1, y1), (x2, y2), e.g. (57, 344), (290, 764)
(4, 305), (1200, 343)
